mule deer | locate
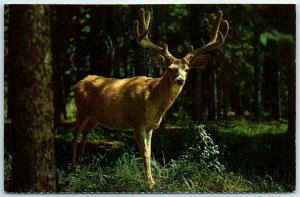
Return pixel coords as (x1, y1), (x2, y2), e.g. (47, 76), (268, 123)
(72, 8), (229, 187)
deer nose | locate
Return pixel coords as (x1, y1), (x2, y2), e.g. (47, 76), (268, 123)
(175, 78), (184, 85)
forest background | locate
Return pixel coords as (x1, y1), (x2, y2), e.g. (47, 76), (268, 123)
(3, 4), (296, 192)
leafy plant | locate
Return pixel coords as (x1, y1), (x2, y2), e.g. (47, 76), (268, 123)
(260, 28), (294, 46)
(179, 122), (225, 173)
(4, 153), (12, 181)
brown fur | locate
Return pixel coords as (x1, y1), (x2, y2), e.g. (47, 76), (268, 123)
(72, 69), (184, 187)
(74, 71), (180, 132)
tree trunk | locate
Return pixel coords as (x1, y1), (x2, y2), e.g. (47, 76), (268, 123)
(188, 5), (203, 121)
(252, 31), (261, 121)
(9, 5), (56, 192)
(262, 41), (279, 120)
(272, 43), (280, 120)
(89, 6), (102, 75)
(75, 6), (87, 81)
(51, 6), (67, 126)
(286, 41), (296, 185)
(208, 59), (217, 121)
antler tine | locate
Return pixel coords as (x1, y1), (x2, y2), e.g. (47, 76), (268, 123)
(139, 8), (151, 31)
(139, 8), (146, 32)
(221, 19), (229, 40)
(210, 11), (223, 43)
(133, 8), (175, 63)
(133, 8), (162, 51)
(186, 10), (229, 57)
(133, 20), (140, 40)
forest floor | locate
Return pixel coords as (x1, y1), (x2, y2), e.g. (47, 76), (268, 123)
(4, 120), (295, 193)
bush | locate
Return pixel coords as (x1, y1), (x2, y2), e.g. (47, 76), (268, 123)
(179, 122), (225, 173)
(152, 122), (225, 172)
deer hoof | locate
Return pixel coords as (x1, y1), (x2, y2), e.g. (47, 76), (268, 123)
(147, 179), (155, 188)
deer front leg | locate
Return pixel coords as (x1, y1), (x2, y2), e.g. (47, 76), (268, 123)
(134, 129), (154, 187)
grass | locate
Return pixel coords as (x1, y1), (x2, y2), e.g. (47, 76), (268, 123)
(56, 152), (285, 193)
(54, 121), (291, 192)
(217, 120), (287, 136)
(4, 120), (294, 192)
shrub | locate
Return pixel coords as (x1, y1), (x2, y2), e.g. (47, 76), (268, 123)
(179, 122), (225, 173)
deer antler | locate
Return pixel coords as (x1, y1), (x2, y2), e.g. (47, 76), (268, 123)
(133, 8), (175, 66)
(184, 11), (229, 67)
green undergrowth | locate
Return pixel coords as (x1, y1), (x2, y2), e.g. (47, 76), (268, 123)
(54, 121), (289, 193)
(216, 120), (287, 136)
(57, 152), (285, 193)
(4, 120), (292, 192)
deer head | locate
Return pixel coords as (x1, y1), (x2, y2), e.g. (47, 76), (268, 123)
(133, 8), (229, 86)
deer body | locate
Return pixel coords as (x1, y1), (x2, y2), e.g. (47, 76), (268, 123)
(74, 71), (182, 131)
(73, 70), (183, 186)
(72, 8), (229, 187)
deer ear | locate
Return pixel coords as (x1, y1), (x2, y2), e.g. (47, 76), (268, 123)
(189, 54), (210, 68)
(151, 54), (168, 67)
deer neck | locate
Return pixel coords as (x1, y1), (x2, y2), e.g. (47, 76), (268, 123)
(151, 70), (183, 111)
(145, 71), (183, 131)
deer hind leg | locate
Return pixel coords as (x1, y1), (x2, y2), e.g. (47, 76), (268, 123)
(71, 116), (90, 165)
(79, 118), (98, 158)
(134, 129), (154, 187)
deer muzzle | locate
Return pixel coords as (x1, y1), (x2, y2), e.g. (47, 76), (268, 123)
(175, 78), (184, 85)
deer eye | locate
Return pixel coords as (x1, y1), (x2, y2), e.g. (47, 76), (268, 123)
(173, 69), (179, 75)
(168, 66), (178, 74)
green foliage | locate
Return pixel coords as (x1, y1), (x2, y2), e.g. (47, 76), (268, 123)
(170, 5), (189, 19)
(260, 28), (294, 46)
(4, 153), (12, 182)
(54, 151), (285, 192)
(167, 5), (188, 32)
(179, 123), (225, 173)
(218, 120), (287, 136)
(4, 120), (291, 192)
(65, 97), (76, 119)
